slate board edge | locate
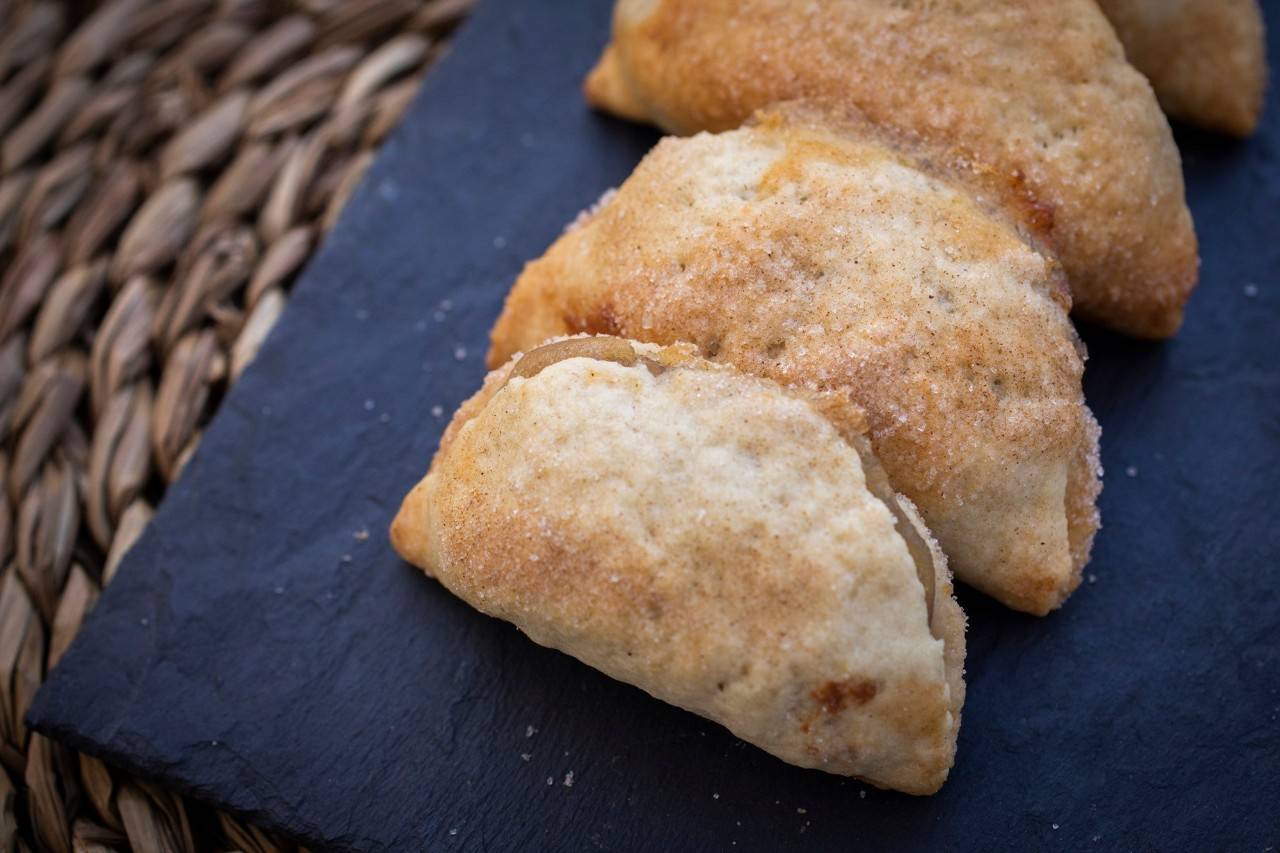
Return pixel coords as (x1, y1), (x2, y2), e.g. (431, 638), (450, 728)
(22, 2), (1280, 851)
(23, 2), (497, 846)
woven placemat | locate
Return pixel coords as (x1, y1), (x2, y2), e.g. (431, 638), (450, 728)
(0, 1), (473, 849)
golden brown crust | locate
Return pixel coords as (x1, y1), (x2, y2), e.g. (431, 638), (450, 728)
(391, 342), (965, 794)
(582, 44), (654, 125)
(1098, 0), (1267, 136)
(489, 113), (1102, 615)
(753, 104), (1068, 266)
(586, 0), (1199, 339)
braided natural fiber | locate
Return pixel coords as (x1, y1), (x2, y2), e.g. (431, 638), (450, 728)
(0, 1), (473, 849)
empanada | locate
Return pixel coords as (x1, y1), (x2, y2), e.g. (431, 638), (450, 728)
(1097, 0), (1267, 136)
(490, 109), (1102, 615)
(391, 337), (966, 795)
(585, 0), (1198, 339)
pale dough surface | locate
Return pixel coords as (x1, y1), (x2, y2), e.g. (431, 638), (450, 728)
(490, 111), (1102, 615)
(585, 0), (1199, 338)
(392, 342), (966, 795)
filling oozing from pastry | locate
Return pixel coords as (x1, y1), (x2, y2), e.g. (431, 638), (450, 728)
(506, 335), (667, 381)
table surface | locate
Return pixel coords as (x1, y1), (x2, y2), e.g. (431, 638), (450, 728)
(29, 0), (1280, 850)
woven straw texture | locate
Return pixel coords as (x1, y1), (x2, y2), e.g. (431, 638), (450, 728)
(0, 0), (473, 849)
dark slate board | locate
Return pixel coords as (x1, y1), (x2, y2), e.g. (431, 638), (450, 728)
(29, 0), (1280, 849)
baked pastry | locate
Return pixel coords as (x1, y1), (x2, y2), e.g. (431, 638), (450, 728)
(391, 336), (966, 795)
(584, 0), (1198, 339)
(490, 108), (1102, 615)
(1097, 0), (1267, 136)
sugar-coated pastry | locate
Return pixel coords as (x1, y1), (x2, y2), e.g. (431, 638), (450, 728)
(391, 337), (967, 795)
(585, 0), (1198, 339)
(1097, 0), (1267, 136)
(490, 109), (1102, 615)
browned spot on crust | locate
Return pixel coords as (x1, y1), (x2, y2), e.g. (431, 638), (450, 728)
(1025, 198), (1056, 238)
(812, 678), (878, 714)
(565, 302), (624, 337)
(758, 136), (873, 197)
(1005, 168), (1056, 240)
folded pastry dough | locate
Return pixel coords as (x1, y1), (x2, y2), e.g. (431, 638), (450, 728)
(391, 337), (966, 795)
(585, 0), (1198, 339)
(1097, 0), (1267, 136)
(490, 109), (1102, 615)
